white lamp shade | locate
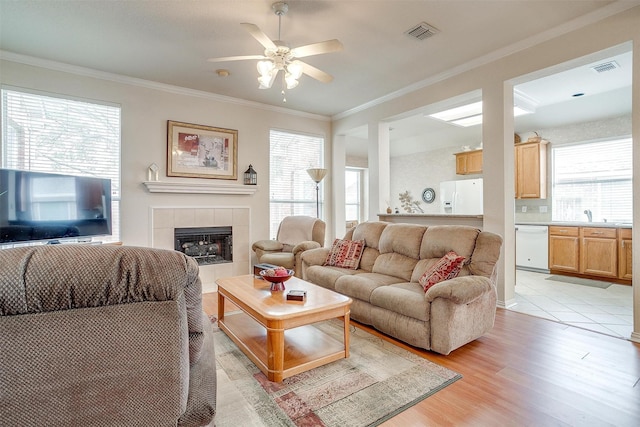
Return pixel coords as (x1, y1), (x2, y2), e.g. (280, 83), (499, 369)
(257, 60), (275, 77)
(258, 71), (277, 89)
(306, 168), (328, 183)
(287, 61), (303, 79)
(285, 73), (299, 89)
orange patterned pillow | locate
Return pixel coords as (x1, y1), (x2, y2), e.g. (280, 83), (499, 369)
(323, 239), (365, 269)
(419, 251), (466, 292)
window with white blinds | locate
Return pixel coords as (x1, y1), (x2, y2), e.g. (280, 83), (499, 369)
(1, 88), (121, 241)
(552, 137), (632, 223)
(345, 168), (361, 222)
(269, 129), (324, 238)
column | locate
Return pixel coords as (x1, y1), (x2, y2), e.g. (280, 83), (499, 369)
(482, 82), (516, 308)
(332, 134), (347, 241)
(631, 38), (640, 343)
(367, 122), (391, 220)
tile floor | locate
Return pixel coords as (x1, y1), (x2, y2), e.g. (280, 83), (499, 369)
(512, 269), (633, 339)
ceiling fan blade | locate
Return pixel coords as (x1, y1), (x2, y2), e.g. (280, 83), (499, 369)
(291, 39), (343, 58)
(299, 61), (334, 84)
(240, 23), (277, 50)
(207, 55), (266, 63)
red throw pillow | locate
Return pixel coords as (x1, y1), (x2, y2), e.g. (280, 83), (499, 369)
(419, 251), (466, 292)
(323, 239), (365, 269)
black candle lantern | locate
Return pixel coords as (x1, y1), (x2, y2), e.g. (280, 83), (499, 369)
(244, 164), (257, 185)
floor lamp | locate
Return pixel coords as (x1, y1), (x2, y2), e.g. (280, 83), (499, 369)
(307, 168), (328, 218)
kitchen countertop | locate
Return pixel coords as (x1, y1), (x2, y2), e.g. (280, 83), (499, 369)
(379, 213), (483, 218)
(377, 213), (484, 228)
(516, 221), (632, 229)
(376, 216), (632, 228)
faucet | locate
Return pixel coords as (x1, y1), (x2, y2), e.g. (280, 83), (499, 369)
(583, 209), (592, 222)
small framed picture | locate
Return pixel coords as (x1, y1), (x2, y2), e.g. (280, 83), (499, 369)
(167, 120), (238, 180)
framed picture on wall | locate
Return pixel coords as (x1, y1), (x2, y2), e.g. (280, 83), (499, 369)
(167, 120), (238, 180)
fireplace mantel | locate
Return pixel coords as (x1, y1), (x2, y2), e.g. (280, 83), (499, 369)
(143, 181), (258, 195)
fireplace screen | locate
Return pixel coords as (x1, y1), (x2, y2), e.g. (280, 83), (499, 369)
(174, 226), (232, 265)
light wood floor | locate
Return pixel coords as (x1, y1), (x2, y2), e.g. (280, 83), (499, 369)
(203, 292), (640, 426)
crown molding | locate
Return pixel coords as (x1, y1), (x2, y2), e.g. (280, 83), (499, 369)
(332, 1), (637, 121)
(0, 50), (329, 122)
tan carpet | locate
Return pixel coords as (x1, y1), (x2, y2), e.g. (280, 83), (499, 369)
(213, 319), (461, 427)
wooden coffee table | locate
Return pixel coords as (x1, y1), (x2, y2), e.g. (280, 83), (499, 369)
(216, 274), (352, 382)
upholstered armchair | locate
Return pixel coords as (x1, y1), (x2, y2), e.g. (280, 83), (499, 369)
(252, 215), (325, 278)
(0, 245), (216, 427)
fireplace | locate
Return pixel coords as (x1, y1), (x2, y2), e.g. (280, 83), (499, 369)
(174, 226), (232, 265)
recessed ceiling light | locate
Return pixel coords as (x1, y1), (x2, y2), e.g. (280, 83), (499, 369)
(450, 114), (483, 127)
(216, 69), (231, 77)
(429, 102), (483, 122)
(428, 100), (535, 128)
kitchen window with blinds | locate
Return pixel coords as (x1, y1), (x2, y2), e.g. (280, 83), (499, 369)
(269, 129), (324, 238)
(1, 87), (121, 242)
(552, 137), (632, 224)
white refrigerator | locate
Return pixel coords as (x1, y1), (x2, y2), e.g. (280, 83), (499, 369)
(439, 178), (483, 214)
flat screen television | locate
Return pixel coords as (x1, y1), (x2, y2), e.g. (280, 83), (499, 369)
(0, 168), (112, 244)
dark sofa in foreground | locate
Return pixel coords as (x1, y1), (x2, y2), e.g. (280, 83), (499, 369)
(0, 245), (216, 426)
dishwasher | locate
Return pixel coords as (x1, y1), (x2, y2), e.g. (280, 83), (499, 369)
(515, 225), (549, 272)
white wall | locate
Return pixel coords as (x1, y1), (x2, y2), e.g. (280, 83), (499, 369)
(331, 6), (640, 335)
(1, 5), (639, 341)
(515, 114), (632, 223)
(0, 59), (331, 259)
(386, 115), (632, 222)
(389, 145), (480, 214)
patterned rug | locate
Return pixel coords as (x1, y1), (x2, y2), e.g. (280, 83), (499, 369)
(212, 318), (461, 427)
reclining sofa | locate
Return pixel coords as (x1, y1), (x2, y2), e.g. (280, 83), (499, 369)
(301, 222), (503, 355)
(0, 245), (216, 426)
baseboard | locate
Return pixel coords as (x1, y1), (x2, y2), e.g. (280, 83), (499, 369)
(496, 298), (517, 309)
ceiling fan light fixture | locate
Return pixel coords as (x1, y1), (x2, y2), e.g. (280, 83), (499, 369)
(208, 1), (341, 96)
(257, 60), (275, 77)
(285, 73), (299, 89)
(287, 61), (303, 79)
(258, 72), (276, 89)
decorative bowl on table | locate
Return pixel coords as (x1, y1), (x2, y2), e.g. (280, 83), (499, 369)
(259, 268), (294, 291)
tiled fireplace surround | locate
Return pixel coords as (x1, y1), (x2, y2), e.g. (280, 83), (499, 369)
(151, 206), (251, 293)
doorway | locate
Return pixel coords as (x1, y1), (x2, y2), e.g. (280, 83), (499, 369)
(510, 44), (633, 339)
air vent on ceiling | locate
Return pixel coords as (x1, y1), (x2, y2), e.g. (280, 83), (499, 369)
(405, 22), (440, 40)
(591, 61), (620, 74)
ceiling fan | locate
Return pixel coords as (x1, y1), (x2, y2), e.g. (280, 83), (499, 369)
(207, 1), (343, 94)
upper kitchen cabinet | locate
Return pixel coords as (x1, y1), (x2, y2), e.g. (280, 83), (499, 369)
(455, 149), (483, 175)
(515, 141), (548, 199)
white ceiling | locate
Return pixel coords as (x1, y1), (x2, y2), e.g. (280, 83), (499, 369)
(345, 47), (633, 157)
(0, 1), (636, 156)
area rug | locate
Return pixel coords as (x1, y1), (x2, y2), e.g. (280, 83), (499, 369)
(545, 275), (612, 289)
(212, 318), (461, 427)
